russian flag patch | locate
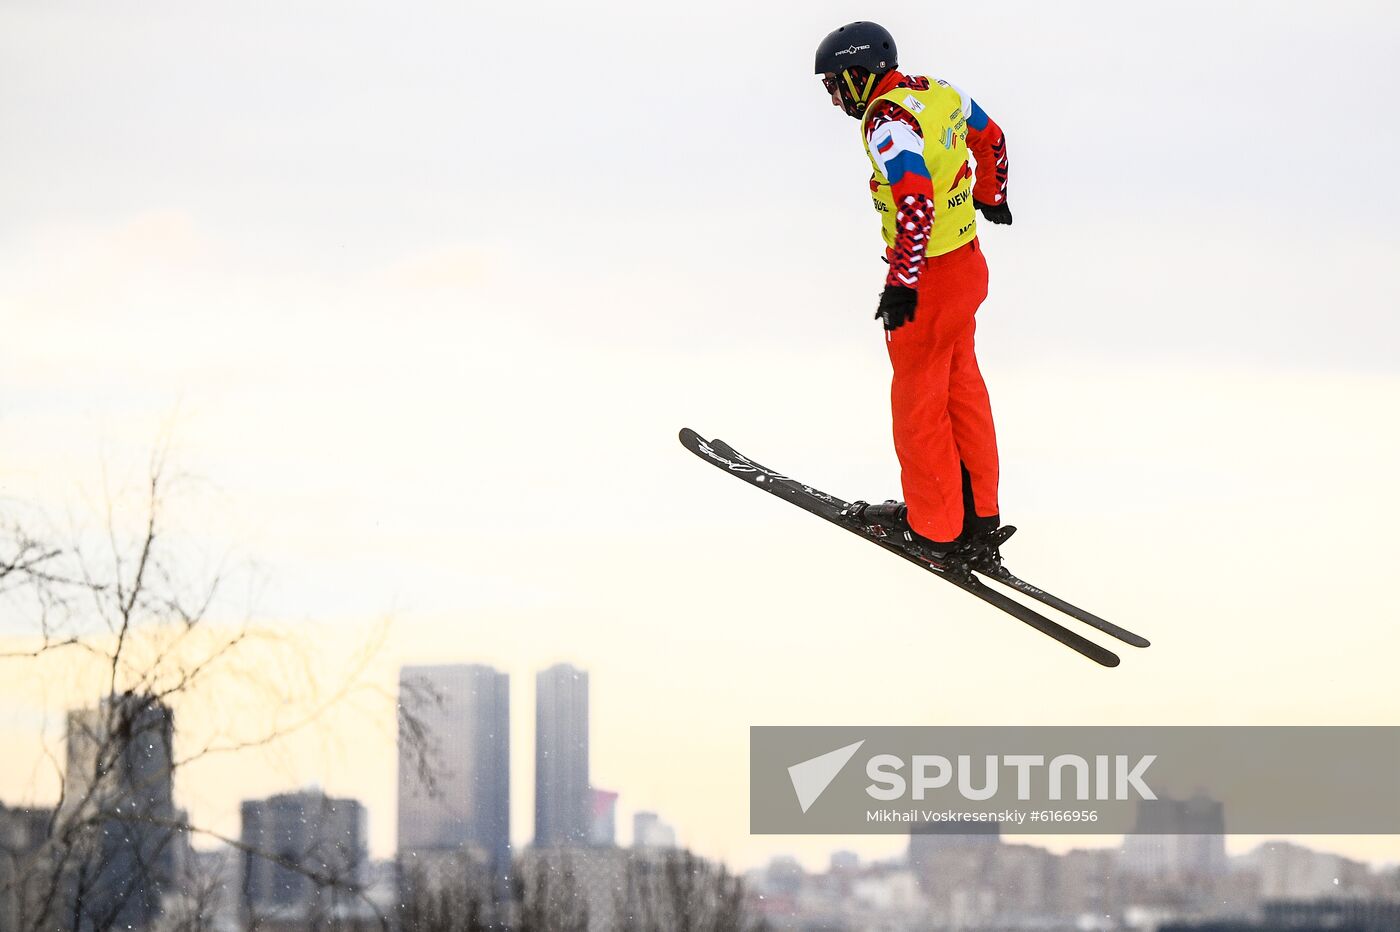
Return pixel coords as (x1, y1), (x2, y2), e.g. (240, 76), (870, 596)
(876, 134), (894, 154)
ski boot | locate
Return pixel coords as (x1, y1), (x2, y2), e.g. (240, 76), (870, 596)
(844, 500), (975, 578)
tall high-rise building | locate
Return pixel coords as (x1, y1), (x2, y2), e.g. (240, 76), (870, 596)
(60, 693), (178, 930)
(534, 663), (589, 847)
(397, 664), (511, 886)
(240, 789), (367, 923)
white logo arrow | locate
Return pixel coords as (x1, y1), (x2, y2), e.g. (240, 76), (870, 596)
(788, 740), (865, 813)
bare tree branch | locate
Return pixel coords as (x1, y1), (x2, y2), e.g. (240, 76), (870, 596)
(2, 442), (405, 932)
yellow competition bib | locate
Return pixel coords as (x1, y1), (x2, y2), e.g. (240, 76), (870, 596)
(862, 77), (978, 258)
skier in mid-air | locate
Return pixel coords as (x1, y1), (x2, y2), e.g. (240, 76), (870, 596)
(677, 21), (1148, 665)
(815, 21), (1012, 562)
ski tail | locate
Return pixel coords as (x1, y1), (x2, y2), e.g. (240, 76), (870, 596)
(980, 567), (1150, 648)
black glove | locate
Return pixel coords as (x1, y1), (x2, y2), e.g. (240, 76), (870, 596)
(974, 200), (1013, 225)
(875, 284), (918, 332)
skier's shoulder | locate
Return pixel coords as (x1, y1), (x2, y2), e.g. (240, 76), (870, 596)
(929, 75), (976, 119)
(882, 74), (973, 120)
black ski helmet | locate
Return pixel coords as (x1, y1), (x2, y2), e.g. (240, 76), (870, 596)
(814, 22), (898, 119)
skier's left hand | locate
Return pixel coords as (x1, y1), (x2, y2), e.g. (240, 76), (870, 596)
(875, 284), (918, 332)
(974, 200), (1013, 225)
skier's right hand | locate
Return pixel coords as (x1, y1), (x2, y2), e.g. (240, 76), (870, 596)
(876, 284), (918, 332)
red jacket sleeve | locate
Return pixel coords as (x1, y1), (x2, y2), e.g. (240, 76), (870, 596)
(867, 100), (937, 288)
(964, 97), (1009, 206)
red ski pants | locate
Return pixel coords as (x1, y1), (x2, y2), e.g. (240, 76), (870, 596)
(885, 239), (999, 543)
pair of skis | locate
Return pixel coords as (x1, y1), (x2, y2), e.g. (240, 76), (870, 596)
(678, 428), (1149, 667)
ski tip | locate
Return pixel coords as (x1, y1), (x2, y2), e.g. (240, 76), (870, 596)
(678, 427), (704, 446)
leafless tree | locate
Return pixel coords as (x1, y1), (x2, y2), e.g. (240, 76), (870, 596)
(395, 854), (495, 932)
(615, 849), (765, 932)
(393, 849), (592, 932)
(0, 448), (421, 932)
(512, 857), (587, 932)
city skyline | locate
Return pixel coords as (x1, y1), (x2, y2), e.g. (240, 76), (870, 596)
(4, 642), (1399, 874)
(744, 830), (1400, 930)
(16, 670), (1400, 875)
(5, 665), (1400, 930)
(7, 776), (1395, 932)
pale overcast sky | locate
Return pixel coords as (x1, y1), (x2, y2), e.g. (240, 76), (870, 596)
(3, 1), (1399, 868)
